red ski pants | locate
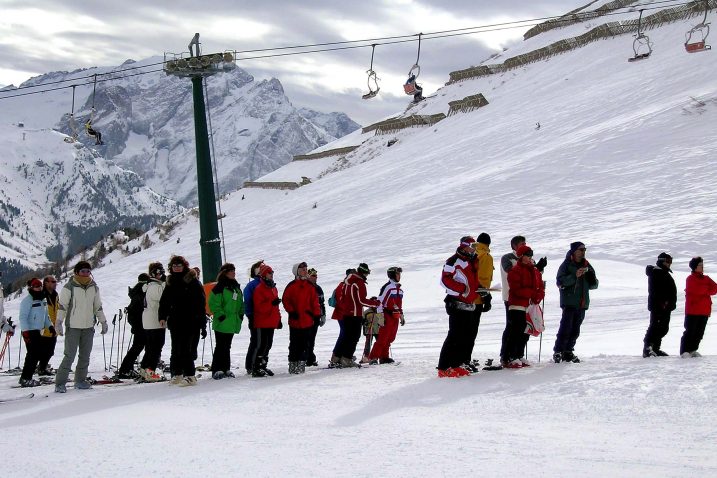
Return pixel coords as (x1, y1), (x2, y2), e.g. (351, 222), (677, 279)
(369, 314), (399, 359)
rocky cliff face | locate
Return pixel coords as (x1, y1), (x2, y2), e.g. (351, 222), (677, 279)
(51, 61), (360, 205)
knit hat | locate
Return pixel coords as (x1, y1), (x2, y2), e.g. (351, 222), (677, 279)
(73, 260), (92, 274)
(28, 278), (42, 288)
(307, 268), (318, 277)
(656, 252), (672, 267)
(459, 236), (476, 249)
(477, 233), (491, 245)
(292, 262), (308, 277)
(148, 262), (164, 276)
(137, 273), (150, 282)
(516, 245), (533, 258)
(570, 242), (586, 254)
(357, 263), (371, 275)
(259, 264), (274, 277)
(689, 256), (703, 272)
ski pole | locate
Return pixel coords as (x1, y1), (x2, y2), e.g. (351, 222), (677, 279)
(17, 333), (22, 369)
(102, 332), (107, 371)
(115, 309), (123, 370)
(0, 334), (10, 368)
(538, 295), (546, 363)
(109, 313), (117, 368)
(119, 309), (128, 369)
(208, 317), (213, 359)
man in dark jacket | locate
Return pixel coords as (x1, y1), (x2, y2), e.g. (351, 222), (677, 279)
(553, 242), (598, 363)
(643, 253), (676, 357)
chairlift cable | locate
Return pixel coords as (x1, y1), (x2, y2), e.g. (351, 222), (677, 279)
(203, 77), (227, 263)
(0, 0), (699, 102)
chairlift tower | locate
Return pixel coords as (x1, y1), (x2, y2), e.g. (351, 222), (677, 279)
(163, 34), (237, 283)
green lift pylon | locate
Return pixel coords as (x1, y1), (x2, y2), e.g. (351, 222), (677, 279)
(163, 34), (237, 283)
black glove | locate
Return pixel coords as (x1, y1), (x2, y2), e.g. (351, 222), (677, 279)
(271, 298), (282, 306)
(217, 315), (226, 322)
(277, 320), (283, 329)
(536, 257), (547, 273)
(201, 327), (208, 339)
(48, 326), (57, 337)
(288, 312), (299, 321)
(482, 293), (492, 312)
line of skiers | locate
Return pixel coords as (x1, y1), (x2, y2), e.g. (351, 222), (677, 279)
(2, 237), (715, 387)
(436, 234), (715, 378)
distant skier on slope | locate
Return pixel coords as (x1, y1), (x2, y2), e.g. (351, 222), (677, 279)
(643, 253), (676, 357)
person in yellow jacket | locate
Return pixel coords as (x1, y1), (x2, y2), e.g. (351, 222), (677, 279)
(463, 232), (494, 372)
(37, 275), (59, 375)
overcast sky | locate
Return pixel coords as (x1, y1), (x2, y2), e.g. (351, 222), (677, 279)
(0, 1), (575, 125)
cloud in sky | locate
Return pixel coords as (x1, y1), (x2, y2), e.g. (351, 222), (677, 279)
(0, 0), (574, 124)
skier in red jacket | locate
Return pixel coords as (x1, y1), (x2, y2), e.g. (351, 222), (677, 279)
(334, 263), (379, 368)
(251, 264), (282, 377)
(282, 262), (320, 374)
(681, 257), (717, 357)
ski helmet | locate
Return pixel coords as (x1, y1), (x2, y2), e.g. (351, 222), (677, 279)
(387, 266), (402, 281)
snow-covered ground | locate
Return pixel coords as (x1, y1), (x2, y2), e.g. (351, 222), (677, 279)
(2, 6), (717, 477)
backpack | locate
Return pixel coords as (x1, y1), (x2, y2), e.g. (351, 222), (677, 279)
(126, 282), (147, 327)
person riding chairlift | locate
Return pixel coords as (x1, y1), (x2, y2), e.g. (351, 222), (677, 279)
(404, 74), (424, 103)
(85, 120), (103, 145)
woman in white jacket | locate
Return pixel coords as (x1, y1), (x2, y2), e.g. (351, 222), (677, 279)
(139, 262), (166, 381)
(54, 261), (108, 393)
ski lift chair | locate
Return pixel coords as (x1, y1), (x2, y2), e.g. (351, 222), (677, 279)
(403, 64), (421, 95)
(685, 22), (711, 53)
(628, 10), (653, 62)
(362, 69), (380, 100)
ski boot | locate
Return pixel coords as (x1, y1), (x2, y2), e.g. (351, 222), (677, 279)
(562, 351), (581, 363)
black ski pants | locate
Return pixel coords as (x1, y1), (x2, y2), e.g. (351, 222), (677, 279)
(681, 315), (708, 354)
(463, 309), (483, 364)
(553, 307), (586, 353)
(211, 331), (234, 373)
(306, 321), (320, 364)
(37, 335), (57, 371)
(119, 328), (146, 374)
(438, 305), (475, 370)
(20, 330), (42, 381)
(169, 327), (198, 377)
(253, 328), (275, 371)
(503, 309), (528, 362)
(500, 301), (510, 360)
(644, 310), (671, 350)
(245, 325), (258, 371)
(288, 327), (312, 362)
(336, 316), (362, 359)
(140, 328), (166, 371)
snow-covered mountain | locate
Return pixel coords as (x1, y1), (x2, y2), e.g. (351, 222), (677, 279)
(0, 123), (182, 272)
(1, 58), (360, 205)
(2, 2), (717, 476)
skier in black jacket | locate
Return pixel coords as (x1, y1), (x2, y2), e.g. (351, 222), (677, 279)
(643, 252), (677, 357)
(159, 256), (206, 385)
(118, 273), (150, 378)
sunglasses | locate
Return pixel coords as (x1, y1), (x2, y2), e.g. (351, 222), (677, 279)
(79, 268), (91, 273)
(171, 263), (184, 267)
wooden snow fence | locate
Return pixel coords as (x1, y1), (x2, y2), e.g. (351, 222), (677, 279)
(362, 114), (447, 136)
(447, 94), (489, 116)
(447, 0), (715, 85)
(523, 0), (635, 40)
(292, 145), (359, 161)
(242, 181), (301, 190)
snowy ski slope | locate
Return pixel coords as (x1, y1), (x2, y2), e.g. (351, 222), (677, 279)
(2, 7), (717, 477)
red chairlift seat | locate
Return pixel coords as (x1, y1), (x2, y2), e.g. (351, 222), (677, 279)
(685, 40), (711, 53)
